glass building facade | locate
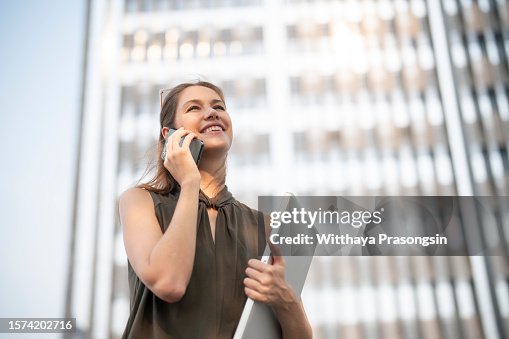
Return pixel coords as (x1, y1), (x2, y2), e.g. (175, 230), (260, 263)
(68, 0), (509, 338)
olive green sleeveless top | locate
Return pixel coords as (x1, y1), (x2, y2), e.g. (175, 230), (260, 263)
(122, 186), (265, 339)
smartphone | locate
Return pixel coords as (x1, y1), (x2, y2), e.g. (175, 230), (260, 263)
(161, 128), (204, 165)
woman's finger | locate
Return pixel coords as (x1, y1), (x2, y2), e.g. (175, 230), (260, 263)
(243, 277), (264, 293)
(180, 132), (197, 151)
(247, 258), (270, 272)
(170, 127), (188, 151)
(245, 267), (265, 283)
(271, 255), (285, 267)
(244, 287), (267, 303)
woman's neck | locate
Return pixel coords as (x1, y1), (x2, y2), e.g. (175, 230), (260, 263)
(198, 154), (227, 198)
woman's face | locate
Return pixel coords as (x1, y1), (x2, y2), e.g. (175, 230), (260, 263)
(165, 85), (233, 154)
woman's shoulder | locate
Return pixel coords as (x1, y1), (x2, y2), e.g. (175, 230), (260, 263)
(119, 186), (177, 209)
(119, 187), (151, 205)
(117, 187), (156, 223)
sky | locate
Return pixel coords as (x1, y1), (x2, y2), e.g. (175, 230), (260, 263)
(0, 0), (85, 326)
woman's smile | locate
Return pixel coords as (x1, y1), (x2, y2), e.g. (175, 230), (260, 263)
(200, 122), (226, 134)
(174, 85), (233, 152)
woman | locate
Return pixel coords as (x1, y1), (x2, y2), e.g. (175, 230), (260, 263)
(119, 81), (312, 338)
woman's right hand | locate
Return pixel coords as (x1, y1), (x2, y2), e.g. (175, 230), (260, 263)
(162, 127), (201, 186)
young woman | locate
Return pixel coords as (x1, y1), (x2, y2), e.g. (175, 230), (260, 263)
(118, 81), (312, 339)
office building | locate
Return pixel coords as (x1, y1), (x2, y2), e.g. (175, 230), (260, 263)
(68, 1), (509, 338)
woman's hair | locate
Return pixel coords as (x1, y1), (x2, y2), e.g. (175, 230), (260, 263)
(136, 80), (226, 194)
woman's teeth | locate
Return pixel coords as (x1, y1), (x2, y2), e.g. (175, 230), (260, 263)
(205, 126), (222, 132)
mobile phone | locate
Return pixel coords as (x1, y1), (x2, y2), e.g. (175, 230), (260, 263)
(161, 128), (204, 165)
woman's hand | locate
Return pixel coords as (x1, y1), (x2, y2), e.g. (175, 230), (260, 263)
(163, 128), (201, 186)
(244, 256), (313, 338)
(243, 256), (297, 308)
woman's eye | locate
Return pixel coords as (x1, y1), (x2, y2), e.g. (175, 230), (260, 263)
(187, 105), (200, 112)
(214, 105), (225, 111)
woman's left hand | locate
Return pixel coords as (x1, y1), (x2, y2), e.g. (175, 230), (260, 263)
(243, 256), (297, 308)
(244, 256), (313, 339)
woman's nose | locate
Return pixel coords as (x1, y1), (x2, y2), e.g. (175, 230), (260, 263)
(204, 107), (219, 119)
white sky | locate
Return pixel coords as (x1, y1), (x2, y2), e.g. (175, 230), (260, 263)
(0, 0), (85, 330)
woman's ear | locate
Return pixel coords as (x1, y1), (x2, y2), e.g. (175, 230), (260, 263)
(161, 127), (169, 139)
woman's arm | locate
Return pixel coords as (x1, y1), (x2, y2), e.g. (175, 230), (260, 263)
(244, 256), (313, 339)
(119, 181), (200, 303)
(119, 129), (201, 303)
